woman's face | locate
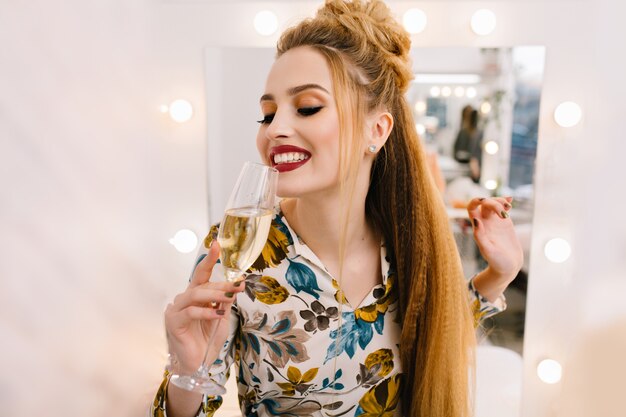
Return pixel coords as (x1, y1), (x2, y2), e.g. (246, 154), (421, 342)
(256, 46), (341, 199)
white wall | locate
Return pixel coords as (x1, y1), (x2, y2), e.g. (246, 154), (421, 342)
(204, 47), (275, 224)
(0, 1), (624, 416)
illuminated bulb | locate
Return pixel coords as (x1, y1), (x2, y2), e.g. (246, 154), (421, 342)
(441, 86), (452, 97)
(454, 86), (465, 97)
(415, 123), (426, 135)
(430, 86), (441, 97)
(481, 102), (492, 114)
(471, 9), (497, 36)
(414, 100), (427, 114)
(403, 8), (427, 34)
(169, 229), (198, 254)
(466, 87), (477, 98)
(159, 104), (169, 113)
(554, 101), (582, 127)
(169, 99), (193, 123)
(485, 179), (498, 190)
(544, 238), (571, 263)
(254, 10), (278, 36)
(537, 359), (562, 384)
(484, 141), (499, 155)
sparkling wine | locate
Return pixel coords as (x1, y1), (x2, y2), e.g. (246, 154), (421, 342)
(170, 162), (277, 395)
(217, 207), (273, 280)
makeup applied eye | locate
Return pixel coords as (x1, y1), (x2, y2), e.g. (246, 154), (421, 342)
(297, 106), (323, 116)
(256, 106), (323, 124)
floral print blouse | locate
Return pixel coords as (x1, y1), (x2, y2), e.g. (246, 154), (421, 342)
(152, 205), (504, 417)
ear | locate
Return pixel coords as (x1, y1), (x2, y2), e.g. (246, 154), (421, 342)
(365, 111), (394, 154)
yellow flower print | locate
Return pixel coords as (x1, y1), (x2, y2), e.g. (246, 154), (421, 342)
(376, 274), (397, 311)
(151, 371), (169, 417)
(276, 366), (319, 396)
(331, 278), (349, 304)
(250, 220), (290, 271)
(364, 349), (394, 378)
(472, 298), (487, 328)
(201, 397), (222, 415)
(355, 374), (402, 417)
(355, 304), (378, 323)
(354, 274), (397, 323)
(276, 382), (296, 397)
(252, 275), (290, 305)
(203, 225), (219, 249)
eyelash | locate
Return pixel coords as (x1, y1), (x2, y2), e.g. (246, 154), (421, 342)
(257, 106), (323, 124)
(257, 114), (274, 124)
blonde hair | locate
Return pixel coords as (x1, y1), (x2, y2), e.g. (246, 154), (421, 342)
(277, 1), (476, 416)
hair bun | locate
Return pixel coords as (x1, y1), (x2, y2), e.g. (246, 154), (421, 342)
(319, 0), (413, 92)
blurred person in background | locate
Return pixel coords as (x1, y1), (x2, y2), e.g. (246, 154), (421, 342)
(453, 104), (476, 163)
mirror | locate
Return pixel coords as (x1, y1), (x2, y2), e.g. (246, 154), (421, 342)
(405, 46), (545, 356)
(204, 45), (545, 415)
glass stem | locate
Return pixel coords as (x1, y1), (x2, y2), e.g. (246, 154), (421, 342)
(195, 319), (220, 377)
(194, 271), (241, 378)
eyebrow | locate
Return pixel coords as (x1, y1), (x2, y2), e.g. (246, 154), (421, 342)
(260, 83), (330, 102)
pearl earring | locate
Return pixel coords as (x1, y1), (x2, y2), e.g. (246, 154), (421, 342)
(368, 144), (377, 153)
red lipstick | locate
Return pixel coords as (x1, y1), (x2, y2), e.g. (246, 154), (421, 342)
(269, 145), (312, 173)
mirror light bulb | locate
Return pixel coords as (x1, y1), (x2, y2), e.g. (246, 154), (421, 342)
(169, 99), (193, 123)
(454, 86), (465, 97)
(471, 9), (497, 36)
(414, 100), (427, 114)
(554, 101), (582, 127)
(466, 87), (477, 98)
(441, 86), (452, 97)
(537, 359), (562, 384)
(484, 141), (499, 155)
(485, 179), (498, 190)
(159, 104), (169, 113)
(254, 10), (278, 36)
(169, 229), (198, 254)
(544, 238), (571, 263)
(415, 123), (426, 135)
(480, 102), (492, 114)
(403, 8), (427, 34)
(430, 86), (441, 97)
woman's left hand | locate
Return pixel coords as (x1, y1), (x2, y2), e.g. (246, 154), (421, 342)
(467, 196), (524, 281)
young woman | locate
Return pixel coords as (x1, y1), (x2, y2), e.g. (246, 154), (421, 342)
(153, 1), (523, 416)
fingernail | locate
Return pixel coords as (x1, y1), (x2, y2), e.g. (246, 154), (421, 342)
(225, 292), (234, 298)
(479, 198), (485, 202)
(504, 203), (511, 209)
(473, 218), (479, 228)
(216, 309), (225, 316)
(234, 281), (243, 287)
(501, 210), (509, 219)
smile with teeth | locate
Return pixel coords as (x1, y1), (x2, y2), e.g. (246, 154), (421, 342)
(273, 152), (310, 165)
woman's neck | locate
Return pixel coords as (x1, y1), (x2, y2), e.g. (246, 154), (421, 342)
(280, 177), (377, 263)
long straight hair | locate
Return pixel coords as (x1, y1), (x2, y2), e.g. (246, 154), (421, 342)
(277, 2), (476, 416)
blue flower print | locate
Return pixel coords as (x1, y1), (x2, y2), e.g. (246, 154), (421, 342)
(285, 259), (322, 299)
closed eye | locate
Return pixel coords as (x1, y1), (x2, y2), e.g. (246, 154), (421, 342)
(298, 106), (323, 116)
(257, 106), (322, 124)
(257, 114), (275, 124)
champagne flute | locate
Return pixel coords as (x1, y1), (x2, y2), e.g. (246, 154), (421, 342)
(170, 161), (278, 395)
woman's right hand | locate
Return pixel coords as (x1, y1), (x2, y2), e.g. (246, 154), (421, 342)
(164, 241), (245, 375)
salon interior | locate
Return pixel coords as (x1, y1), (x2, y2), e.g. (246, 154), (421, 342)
(1, 1), (625, 416)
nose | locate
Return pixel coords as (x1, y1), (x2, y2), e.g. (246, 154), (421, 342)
(264, 109), (294, 141)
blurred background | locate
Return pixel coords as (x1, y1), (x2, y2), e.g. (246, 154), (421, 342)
(1, 1), (625, 417)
